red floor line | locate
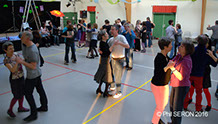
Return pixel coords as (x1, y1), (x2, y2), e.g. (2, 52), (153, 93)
(42, 70), (74, 82)
(44, 61), (218, 112)
(45, 61), (94, 76)
(0, 71), (74, 96)
(121, 83), (152, 92)
(0, 91), (11, 96)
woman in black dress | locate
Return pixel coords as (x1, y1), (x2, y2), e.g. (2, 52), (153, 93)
(94, 30), (113, 97)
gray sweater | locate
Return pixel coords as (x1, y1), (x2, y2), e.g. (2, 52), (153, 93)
(207, 25), (218, 39)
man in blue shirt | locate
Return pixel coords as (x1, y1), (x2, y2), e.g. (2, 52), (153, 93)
(122, 23), (136, 70)
(166, 20), (177, 59)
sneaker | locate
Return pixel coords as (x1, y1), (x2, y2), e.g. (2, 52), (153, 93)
(7, 110), (16, 117)
(113, 93), (122, 99)
(18, 107), (29, 112)
(205, 105), (211, 111)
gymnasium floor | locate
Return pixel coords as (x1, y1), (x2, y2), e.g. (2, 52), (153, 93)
(0, 40), (217, 124)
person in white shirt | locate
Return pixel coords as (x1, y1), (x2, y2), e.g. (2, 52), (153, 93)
(107, 25), (130, 98)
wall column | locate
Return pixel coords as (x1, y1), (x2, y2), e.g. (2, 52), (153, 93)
(124, 0), (132, 23)
(200, 0), (207, 34)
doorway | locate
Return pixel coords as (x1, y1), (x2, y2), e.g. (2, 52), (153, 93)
(153, 13), (176, 38)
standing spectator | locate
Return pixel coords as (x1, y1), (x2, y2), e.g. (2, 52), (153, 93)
(3, 42), (29, 118)
(122, 23), (136, 70)
(184, 35), (217, 112)
(145, 17), (155, 48)
(134, 20), (141, 52)
(94, 30), (113, 97)
(166, 20), (177, 59)
(140, 21), (147, 53)
(150, 37), (172, 124)
(174, 24), (183, 56)
(16, 31), (48, 121)
(107, 25), (130, 98)
(167, 40), (195, 124)
(207, 20), (218, 54)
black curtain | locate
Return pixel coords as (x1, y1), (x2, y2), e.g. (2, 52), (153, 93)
(0, 0), (60, 33)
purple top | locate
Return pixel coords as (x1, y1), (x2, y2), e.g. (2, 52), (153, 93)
(170, 54), (192, 87)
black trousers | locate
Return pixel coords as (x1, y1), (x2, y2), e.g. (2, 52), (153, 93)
(170, 86), (189, 124)
(65, 40), (76, 63)
(134, 38), (141, 51)
(25, 76), (48, 115)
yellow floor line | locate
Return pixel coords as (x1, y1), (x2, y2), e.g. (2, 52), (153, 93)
(83, 78), (152, 124)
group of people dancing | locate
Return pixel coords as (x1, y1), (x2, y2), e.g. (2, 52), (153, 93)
(2, 17), (218, 124)
(3, 31), (48, 121)
(151, 20), (218, 124)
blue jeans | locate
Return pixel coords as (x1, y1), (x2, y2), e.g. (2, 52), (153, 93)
(53, 35), (59, 45)
(125, 48), (133, 68)
(169, 40), (175, 59)
(145, 31), (152, 47)
(111, 59), (124, 93)
(65, 40), (76, 63)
